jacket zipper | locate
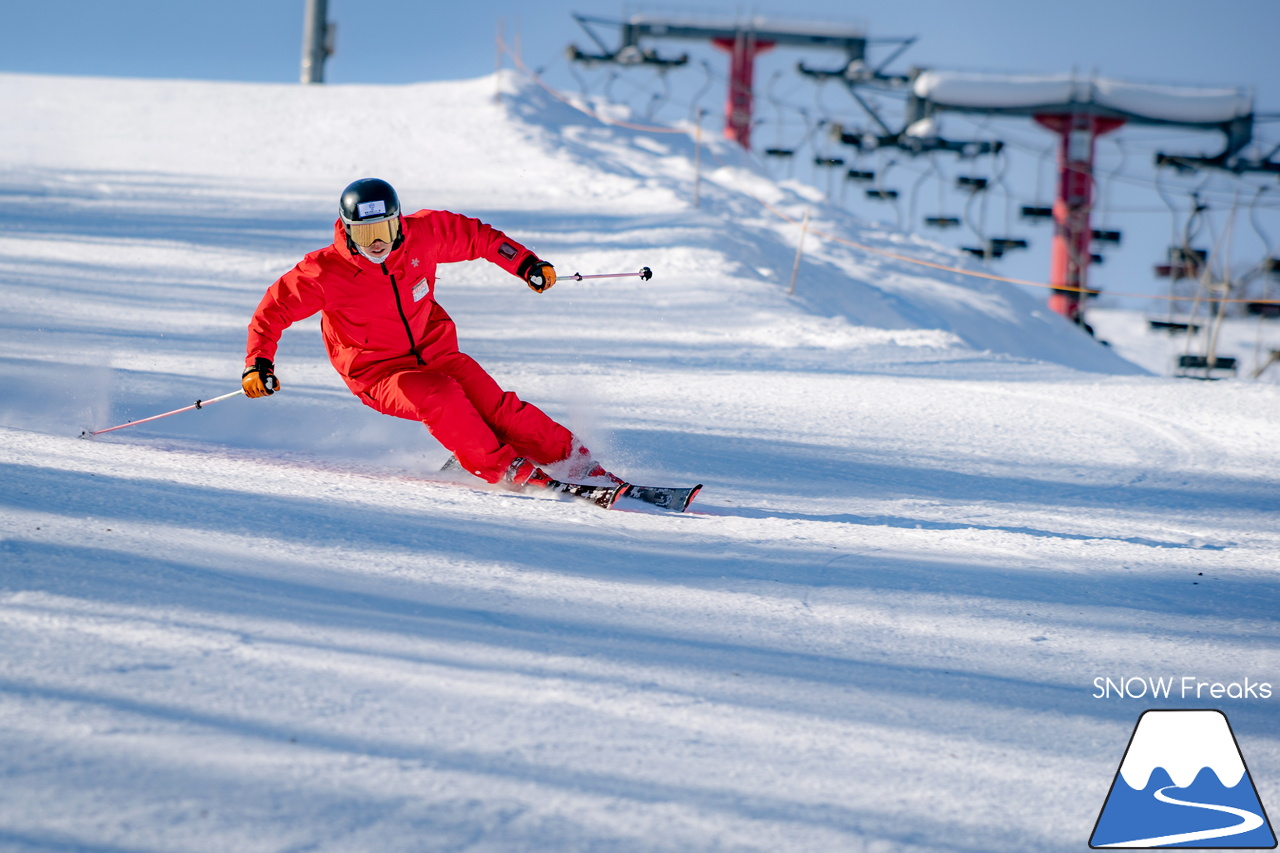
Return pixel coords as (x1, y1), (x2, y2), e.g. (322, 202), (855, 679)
(382, 262), (426, 365)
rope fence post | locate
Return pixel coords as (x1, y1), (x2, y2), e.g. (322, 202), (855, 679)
(788, 208), (811, 295)
(693, 108), (704, 209)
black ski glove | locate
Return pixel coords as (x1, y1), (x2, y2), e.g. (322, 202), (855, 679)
(242, 357), (279, 398)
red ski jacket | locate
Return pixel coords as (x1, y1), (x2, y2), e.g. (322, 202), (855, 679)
(246, 210), (540, 394)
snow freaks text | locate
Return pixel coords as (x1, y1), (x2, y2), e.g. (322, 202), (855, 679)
(1092, 676), (1273, 700)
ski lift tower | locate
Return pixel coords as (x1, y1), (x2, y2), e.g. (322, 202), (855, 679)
(568, 13), (910, 148)
(906, 71), (1255, 324)
(300, 0), (336, 84)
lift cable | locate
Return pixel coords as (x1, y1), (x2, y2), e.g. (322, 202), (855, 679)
(502, 38), (1280, 309)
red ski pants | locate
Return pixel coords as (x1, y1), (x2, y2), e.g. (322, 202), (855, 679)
(359, 352), (573, 483)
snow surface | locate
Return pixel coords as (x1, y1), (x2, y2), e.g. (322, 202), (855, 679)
(0, 70), (1277, 852)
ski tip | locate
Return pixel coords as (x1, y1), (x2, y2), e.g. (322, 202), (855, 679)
(608, 483), (633, 509)
(681, 485), (704, 512)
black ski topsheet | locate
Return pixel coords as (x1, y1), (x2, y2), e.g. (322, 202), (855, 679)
(438, 454), (699, 512)
(618, 483), (703, 513)
(550, 479), (630, 509)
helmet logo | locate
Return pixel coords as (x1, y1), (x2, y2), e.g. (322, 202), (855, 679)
(357, 200), (387, 218)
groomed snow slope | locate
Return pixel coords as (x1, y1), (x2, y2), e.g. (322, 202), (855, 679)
(0, 71), (1276, 852)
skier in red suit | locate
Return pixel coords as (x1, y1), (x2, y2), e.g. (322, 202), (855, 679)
(242, 178), (612, 491)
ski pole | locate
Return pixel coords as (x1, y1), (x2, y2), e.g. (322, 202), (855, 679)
(566, 267), (653, 282)
(82, 389), (246, 437)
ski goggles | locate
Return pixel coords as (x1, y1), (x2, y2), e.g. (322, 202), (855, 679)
(347, 216), (400, 248)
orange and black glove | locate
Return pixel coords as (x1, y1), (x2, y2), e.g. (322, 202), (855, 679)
(241, 357), (280, 398)
(522, 260), (556, 293)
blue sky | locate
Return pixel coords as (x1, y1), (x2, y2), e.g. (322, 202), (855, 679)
(4, 1), (1276, 95)
(6, 1), (1279, 309)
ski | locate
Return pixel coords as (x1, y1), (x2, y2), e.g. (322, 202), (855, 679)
(438, 454), (697, 512)
(438, 454), (629, 509)
(550, 479), (631, 509)
(616, 482), (703, 513)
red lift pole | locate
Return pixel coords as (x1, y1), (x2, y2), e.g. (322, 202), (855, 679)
(569, 15), (873, 150)
(712, 32), (775, 147)
(1034, 113), (1124, 322)
(909, 70), (1253, 326)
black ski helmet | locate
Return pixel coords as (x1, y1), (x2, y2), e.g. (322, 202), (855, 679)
(339, 178), (404, 252)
